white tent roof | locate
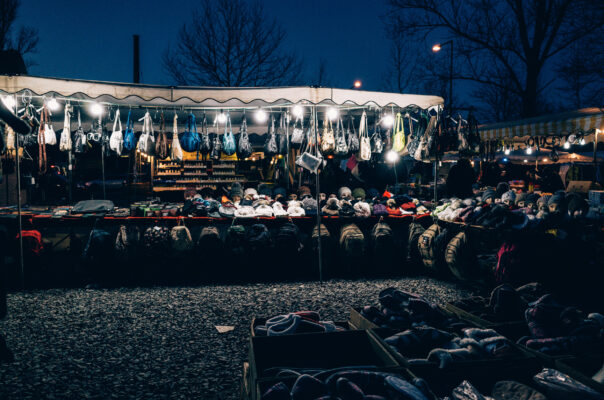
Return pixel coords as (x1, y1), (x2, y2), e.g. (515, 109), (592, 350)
(0, 75), (444, 109)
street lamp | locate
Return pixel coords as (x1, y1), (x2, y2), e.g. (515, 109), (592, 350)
(352, 80), (362, 89)
(432, 40), (453, 113)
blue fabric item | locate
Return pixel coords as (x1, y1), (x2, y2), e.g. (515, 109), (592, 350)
(123, 110), (137, 152)
(336, 377), (364, 400)
(291, 374), (327, 400)
(261, 382), (290, 400)
(180, 113), (200, 152)
(384, 376), (430, 399)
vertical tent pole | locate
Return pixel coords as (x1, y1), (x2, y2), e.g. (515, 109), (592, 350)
(100, 115), (106, 200)
(12, 97), (24, 288)
(313, 106), (323, 283)
(285, 111), (290, 189)
(68, 149), (73, 202)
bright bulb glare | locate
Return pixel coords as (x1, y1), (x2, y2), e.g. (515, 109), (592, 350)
(47, 98), (60, 111)
(385, 149), (399, 163)
(504, 148), (510, 155)
(327, 107), (338, 121)
(503, 158), (508, 162)
(526, 147), (532, 155)
(217, 112), (227, 124)
(1, 95), (16, 109)
(563, 141), (570, 149)
(523, 159), (528, 163)
(580, 138), (586, 145)
(292, 105), (304, 118)
(382, 114), (395, 128)
(90, 103), (103, 116)
(432, 44), (442, 52)
(543, 158), (548, 162)
(255, 109), (268, 123)
(353, 80), (362, 88)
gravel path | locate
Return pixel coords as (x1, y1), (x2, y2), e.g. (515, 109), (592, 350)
(0, 278), (474, 400)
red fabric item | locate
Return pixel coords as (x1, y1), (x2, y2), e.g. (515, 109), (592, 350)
(17, 230), (43, 255)
(346, 155), (358, 171)
(400, 202), (416, 210)
(294, 311), (320, 321)
(495, 242), (520, 284)
(382, 190), (393, 198)
(386, 206), (402, 216)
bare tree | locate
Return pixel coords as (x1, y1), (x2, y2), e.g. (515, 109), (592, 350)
(556, 39), (604, 109)
(163, 0), (303, 86)
(313, 59), (330, 87)
(0, 0), (38, 61)
(386, 0), (604, 119)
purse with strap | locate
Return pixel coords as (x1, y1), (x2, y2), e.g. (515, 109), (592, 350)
(295, 115), (323, 173)
(138, 111), (155, 155)
(334, 117), (349, 156)
(264, 117), (278, 156)
(38, 106), (48, 173)
(358, 111), (371, 161)
(171, 113), (183, 162)
(122, 110), (136, 152)
(348, 116), (359, 153)
(277, 114), (288, 155)
(237, 116), (252, 159)
(59, 104), (72, 152)
(44, 107), (56, 145)
(109, 108), (123, 155)
(392, 112), (406, 152)
(371, 122), (384, 154)
(155, 112), (168, 159)
(179, 113), (200, 153)
(320, 118), (335, 154)
(222, 112), (236, 156)
(290, 114), (304, 149)
(199, 115), (211, 154)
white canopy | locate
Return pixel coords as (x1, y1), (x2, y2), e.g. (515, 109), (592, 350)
(0, 75), (444, 109)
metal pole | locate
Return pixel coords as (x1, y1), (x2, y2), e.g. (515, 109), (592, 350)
(68, 149), (73, 202)
(285, 112), (290, 189)
(100, 116), (106, 200)
(313, 106), (323, 283)
(449, 41), (454, 114)
(133, 35), (140, 84)
(12, 97), (24, 288)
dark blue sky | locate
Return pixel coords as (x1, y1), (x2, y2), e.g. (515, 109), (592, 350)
(22, 0), (394, 90)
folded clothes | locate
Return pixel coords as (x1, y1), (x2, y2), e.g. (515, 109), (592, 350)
(254, 311), (342, 336)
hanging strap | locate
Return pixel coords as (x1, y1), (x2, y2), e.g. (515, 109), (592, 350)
(112, 109), (121, 132)
(359, 111), (368, 138)
(126, 110), (132, 130)
(38, 106), (48, 173)
(241, 116), (248, 137)
(225, 111), (232, 135)
(63, 104), (71, 131)
(394, 112), (403, 135)
(78, 109), (82, 129)
(173, 113), (178, 135)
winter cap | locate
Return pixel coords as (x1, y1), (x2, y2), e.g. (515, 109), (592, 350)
(287, 202), (306, 217)
(496, 182), (510, 198)
(481, 188), (496, 203)
(353, 201), (371, 217)
(548, 191), (566, 208)
(258, 183), (272, 197)
(244, 188), (258, 197)
(322, 197), (340, 216)
(351, 187), (366, 200)
(338, 186), (352, 200)
(218, 203), (236, 218)
(515, 192), (527, 206)
(367, 188), (380, 200)
(462, 198), (476, 207)
(525, 193), (540, 207)
(302, 197), (318, 215)
(501, 190), (516, 204)
(229, 182), (243, 199)
(339, 199), (355, 216)
(272, 202), (289, 217)
(234, 205), (256, 218)
(372, 203), (388, 216)
(255, 204), (274, 217)
(273, 187), (286, 198)
(298, 186), (312, 199)
(566, 192), (588, 217)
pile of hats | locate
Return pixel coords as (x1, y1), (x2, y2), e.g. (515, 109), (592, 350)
(254, 311), (344, 336)
(433, 183), (591, 229)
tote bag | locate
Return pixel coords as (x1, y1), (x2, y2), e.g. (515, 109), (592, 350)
(358, 111), (371, 161)
(59, 104), (72, 152)
(109, 108), (123, 155)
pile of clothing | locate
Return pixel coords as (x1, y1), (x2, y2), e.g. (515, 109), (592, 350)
(385, 326), (518, 369)
(261, 369), (433, 400)
(254, 311), (344, 336)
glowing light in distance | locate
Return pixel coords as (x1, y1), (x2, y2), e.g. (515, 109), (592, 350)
(432, 44), (442, 52)
(353, 80), (362, 89)
(327, 107), (338, 121)
(255, 109), (268, 123)
(563, 141), (570, 149)
(525, 147), (532, 155)
(1, 95), (16, 109)
(46, 98), (60, 111)
(90, 102), (103, 116)
(217, 112), (227, 124)
(382, 114), (395, 128)
(385, 149), (399, 163)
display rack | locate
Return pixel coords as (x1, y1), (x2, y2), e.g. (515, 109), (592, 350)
(153, 158), (245, 191)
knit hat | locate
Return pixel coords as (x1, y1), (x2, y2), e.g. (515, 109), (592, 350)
(462, 198), (476, 207)
(566, 192), (588, 217)
(229, 182), (243, 199)
(199, 187), (215, 199)
(372, 203), (388, 216)
(482, 188), (496, 204)
(287, 200), (305, 217)
(367, 188), (380, 200)
(548, 191), (566, 213)
(496, 182), (510, 198)
(339, 199), (355, 216)
(218, 202), (236, 218)
(353, 201), (371, 217)
(525, 193), (540, 208)
(255, 204), (273, 217)
(273, 187), (286, 199)
(515, 192), (527, 206)
(298, 186), (312, 199)
(302, 197), (318, 215)
(322, 197), (340, 216)
(272, 201), (289, 217)
(501, 190), (516, 205)
(258, 183), (272, 197)
(234, 205), (255, 218)
(244, 188), (258, 198)
(537, 194), (551, 210)
(338, 186), (352, 200)
(386, 198), (402, 215)
(352, 188), (366, 200)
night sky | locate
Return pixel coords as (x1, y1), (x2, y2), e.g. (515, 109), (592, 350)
(22, 0), (395, 91)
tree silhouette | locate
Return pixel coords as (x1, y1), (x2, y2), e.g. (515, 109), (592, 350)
(0, 0), (38, 63)
(163, 0), (302, 86)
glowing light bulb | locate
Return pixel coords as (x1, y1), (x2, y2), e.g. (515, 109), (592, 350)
(523, 159), (528, 163)
(217, 112), (227, 124)
(327, 107), (338, 121)
(579, 138), (586, 145)
(292, 105), (304, 118)
(255, 109), (268, 123)
(543, 158), (548, 162)
(382, 114), (395, 128)
(563, 141), (570, 149)
(525, 147), (532, 155)
(385, 149), (399, 163)
(1, 95), (16, 109)
(432, 44), (442, 52)
(504, 148), (510, 155)
(90, 102), (103, 116)
(502, 157), (508, 162)
(46, 98), (60, 111)
(353, 80), (362, 89)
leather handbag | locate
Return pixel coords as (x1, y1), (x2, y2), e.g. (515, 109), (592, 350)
(290, 114), (304, 149)
(277, 114), (288, 155)
(109, 108), (123, 155)
(59, 104), (72, 152)
(371, 122), (384, 154)
(320, 118), (335, 154)
(347, 116), (359, 153)
(358, 111), (371, 161)
(137, 111), (155, 155)
(43, 106), (56, 146)
(210, 132), (222, 160)
(237, 116), (252, 159)
(222, 112), (236, 156)
(171, 113), (183, 162)
(179, 113), (200, 153)
(155, 112), (168, 159)
(392, 112), (405, 152)
(199, 115), (211, 154)
(295, 116), (323, 173)
(122, 110), (136, 152)
(334, 117), (349, 156)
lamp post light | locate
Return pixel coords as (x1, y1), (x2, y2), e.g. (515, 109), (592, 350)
(432, 40), (453, 113)
(352, 80), (362, 89)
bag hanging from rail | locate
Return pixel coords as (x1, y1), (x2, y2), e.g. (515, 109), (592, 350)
(137, 111), (155, 155)
(358, 110), (371, 161)
(43, 107), (57, 146)
(348, 116), (360, 153)
(320, 117), (335, 154)
(222, 112), (236, 156)
(295, 117), (323, 173)
(290, 113), (304, 149)
(401, 112), (417, 157)
(264, 116), (278, 157)
(334, 117), (349, 156)
(371, 122), (384, 154)
(171, 113), (183, 162)
(237, 116), (252, 159)
(210, 126), (222, 161)
(5, 125), (15, 151)
(277, 114), (288, 155)
(180, 113), (200, 153)
(122, 110), (136, 153)
(37, 106), (48, 173)
(155, 111), (168, 159)
(199, 115), (211, 155)
(109, 108), (123, 155)
(392, 112), (406, 152)
(59, 104), (72, 151)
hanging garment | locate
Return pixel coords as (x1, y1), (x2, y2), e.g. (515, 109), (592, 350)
(109, 108), (123, 155)
(38, 107), (48, 173)
(359, 111), (371, 161)
(320, 118), (335, 154)
(155, 112), (168, 159)
(59, 104), (72, 152)
(171, 113), (183, 162)
(392, 112), (405, 152)
(237, 116), (252, 159)
(122, 110), (136, 152)
(222, 112), (236, 156)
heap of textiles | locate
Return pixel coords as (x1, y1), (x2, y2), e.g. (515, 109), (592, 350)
(254, 311), (344, 336)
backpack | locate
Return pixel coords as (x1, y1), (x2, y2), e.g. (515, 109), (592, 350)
(143, 226), (171, 255)
(311, 223), (330, 247)
(225, 224), (245, 255)
(237, 117), (253, 159)
(275, 223), (302, 252)
(339, 223), (364, 257)
(418, 224), (441, 271)
(115, 225), (140, 259)
(180, 113), (200, 153)
(17, 230), (43, 257)
(222, 112), (236, 156)
(170, 225), (193, 253)
(407, 223), (425, 266)
(83, 228), (112, 263)
(371, 222), (394, 253)
(122, 110), (137, 153)
(198, 226), (222, 252)
(445, 231), (474, 281)
(495, 241), (520, 284)
(246, 224), (272, 251)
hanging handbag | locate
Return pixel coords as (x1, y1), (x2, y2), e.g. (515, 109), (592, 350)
(155, 112), (168, 159)
(179, 113), (200, 153)
(38, 107), (48, 173)
(210, 131), (222, 160)
(320, 118), (335, 154)
(5, 125), (15, 151)
(334, 117), (349, 156)
(264, 117), (278, 156)
(109, 108), (123, 155)
(359, 111), (371, 161)
(122, 110), (136, 152)
(222, 112), (236, 156)
(347, 116), (359, 153)
(295, 116), (323, 173)
(59, 104), (72, 151)
(73, 110), (87, 154)
(138, 111), (155, 155)
(44, 108), (57, 145)
(371, 123), (384, 154)
(171, 113), (183, 162)
(277, 114), (288, 155)
(405, 111), (425, 158)
(237, 116), (253, 159)
(392, 112), (406, 152)
(290, 114), (304, 149)
(199, 115), (211, 154)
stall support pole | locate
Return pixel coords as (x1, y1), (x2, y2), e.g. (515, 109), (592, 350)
(433, 159), (438, 204)
(595, 129), (600, 183)
(285, 112), (290, 189)
(68, 149), (73, 203)
(313, 106), (323, 283)
(100, 116), (106, 200)
(13, 106), (25, 288)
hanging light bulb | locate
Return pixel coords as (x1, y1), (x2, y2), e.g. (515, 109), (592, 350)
(525, 146), (532, 155)
(563, 140), (570, 149)
(46, 97), (60, 111)
(385, 149), (399, 163)
(217, 112), (227, 124)
(523, 159), (528, 163)
(292, 104), (304, 118)
(1, 95), (16, 109)
(327, 107), (338, 121)
(255, 109), (268, 123)
(90, 102), (103, 116)
(382, 114), (395, 128)
(542, 158), (548, 162)
(579, 137), (586, 145)
(504, 146), (511, 155)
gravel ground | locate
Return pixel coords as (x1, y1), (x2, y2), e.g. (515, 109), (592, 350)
(0, 278), (474, 400)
